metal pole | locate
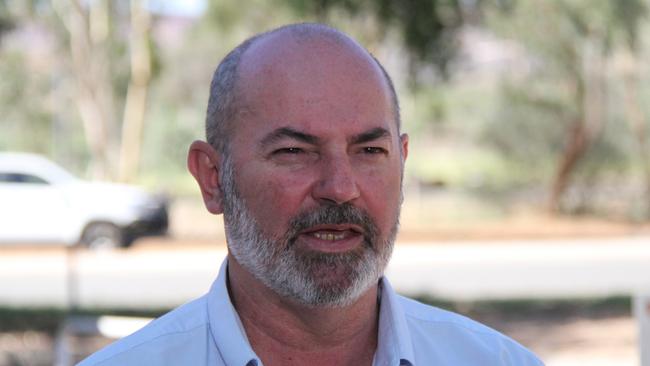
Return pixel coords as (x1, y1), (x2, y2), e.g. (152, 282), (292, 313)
(54, 245), (80, 366)
(66, 244), (80, 312)
(635, 293), (650, 366)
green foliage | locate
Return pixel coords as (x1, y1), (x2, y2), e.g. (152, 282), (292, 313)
(138, 0), (297, 190)
(283, 0), (466, 78)
(482, 80), (571, 165)
(486, 0), (646, 76)
(0, 307), (64, 334)
(481, 0), (649, 203)
(0, 3), (98, 174)
(412, 295), (631, 320)
(3, 0), (650, 220)
(0, 306), (169, 333)
(0, 2), (15, 38)
(0, 52), (52, 154)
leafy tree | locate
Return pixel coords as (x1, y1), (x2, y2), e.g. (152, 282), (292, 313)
(483, 0), (648, 213)
(0, 0), (155, 181)
(51, 0), (155, 181)
(0, 1), (74, 158)
(283, 0), (467, 79)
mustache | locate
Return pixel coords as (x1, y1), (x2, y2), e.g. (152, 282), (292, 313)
(285, 204), (379, 246)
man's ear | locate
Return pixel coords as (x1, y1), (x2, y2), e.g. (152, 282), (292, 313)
(188, 140), (224, 215)
(400, 133), (409, 162)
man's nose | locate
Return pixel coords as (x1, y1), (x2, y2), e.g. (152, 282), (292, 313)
(312, 155), (360, 205)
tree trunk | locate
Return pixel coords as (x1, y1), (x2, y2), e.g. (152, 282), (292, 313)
(548, 117), (589, 212)
(547, 35), (607, 213)
(52, 0), (117, 180)
(118, 0), (152, 183)
(621, 50), (650, 218)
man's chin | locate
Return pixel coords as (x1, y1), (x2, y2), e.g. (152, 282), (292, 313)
(294, 247), (367, 281)
(278, 250), (380, 307)
(301, 274), (379, 308)
(303, 267), (358, 295)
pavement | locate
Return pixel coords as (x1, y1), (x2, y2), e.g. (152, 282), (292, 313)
(2, 236), (649, 366)
(1, 235), (650, 308)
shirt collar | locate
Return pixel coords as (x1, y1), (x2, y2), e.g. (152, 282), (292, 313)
(375, 277), (415, 366)
(207, 259), (414, 366)
(207, 259), (261, 366)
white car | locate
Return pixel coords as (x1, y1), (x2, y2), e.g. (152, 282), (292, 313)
(0, 152), (168, 249)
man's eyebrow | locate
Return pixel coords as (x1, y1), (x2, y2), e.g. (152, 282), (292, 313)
(349, 127), (391, 145)
(260, 127), (320, 147)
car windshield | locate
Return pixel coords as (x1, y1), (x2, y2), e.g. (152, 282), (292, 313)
(0, 154), (79, 185)
(0, 173), (50, 184)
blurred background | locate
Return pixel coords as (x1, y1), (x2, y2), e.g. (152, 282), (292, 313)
(1, 0), (650, 365)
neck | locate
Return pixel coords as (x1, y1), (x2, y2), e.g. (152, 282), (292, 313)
(227, 255), (379, 366)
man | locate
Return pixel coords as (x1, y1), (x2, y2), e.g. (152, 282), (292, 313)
(80, 23), (543, 365)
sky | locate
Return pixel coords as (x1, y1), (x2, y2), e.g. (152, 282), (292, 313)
(148, 0), (206, 17)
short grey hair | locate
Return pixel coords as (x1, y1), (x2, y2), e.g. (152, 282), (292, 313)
(204, 34), (259, 154)
(205, 23), (401, 154)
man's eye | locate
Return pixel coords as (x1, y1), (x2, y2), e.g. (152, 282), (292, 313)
(269, 147), (316, 165)
(274, 147), (304, 155)
(362, 147), (387, 155)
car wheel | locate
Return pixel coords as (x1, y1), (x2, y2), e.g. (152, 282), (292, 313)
(81, 223), (124, 250)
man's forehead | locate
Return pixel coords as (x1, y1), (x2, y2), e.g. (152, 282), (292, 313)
(227, 25), (399, 141)
(235, 28), (388, 98)
(239, 26), (364, 75)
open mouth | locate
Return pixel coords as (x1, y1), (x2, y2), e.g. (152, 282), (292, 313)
(311, 229), (355, 241)
(298, 225), (364, 252)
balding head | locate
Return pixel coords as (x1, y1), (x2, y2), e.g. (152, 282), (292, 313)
(190, 23), (408, 309)
(205, 23), (400, 154)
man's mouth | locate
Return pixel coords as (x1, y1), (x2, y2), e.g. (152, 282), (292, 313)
(311, 230), (353, 241)
(298, 225), (364, 252)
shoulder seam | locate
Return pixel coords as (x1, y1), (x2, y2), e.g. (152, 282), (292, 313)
(89, 322), (208, 365)
(399, 299), (517, 340)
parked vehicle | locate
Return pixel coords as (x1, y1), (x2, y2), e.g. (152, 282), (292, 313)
(0, 152), (168, 249)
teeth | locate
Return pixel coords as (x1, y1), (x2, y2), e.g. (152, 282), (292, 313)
(314, 232), (344, 241)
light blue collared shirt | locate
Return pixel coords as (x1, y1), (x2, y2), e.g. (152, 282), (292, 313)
(79, 259), (543, 365)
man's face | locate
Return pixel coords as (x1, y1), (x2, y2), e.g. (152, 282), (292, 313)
(221, 34), (407, 307)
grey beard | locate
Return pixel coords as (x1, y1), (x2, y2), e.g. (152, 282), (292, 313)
(219, 155), (399, 308)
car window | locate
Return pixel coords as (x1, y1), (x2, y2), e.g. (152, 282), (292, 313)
(0, 172), (49, 184)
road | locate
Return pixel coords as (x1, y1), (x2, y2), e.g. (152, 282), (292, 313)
(1, 236), (650, 309)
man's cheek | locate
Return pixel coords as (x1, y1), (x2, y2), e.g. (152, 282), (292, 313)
(366, 181), (401, 232)
(250, 178), (308, 230)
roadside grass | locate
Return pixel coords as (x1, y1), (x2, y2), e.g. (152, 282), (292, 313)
(0, 296), (631, 333)
(0, 307), (168, 334)
(412, 295), (632, 322)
